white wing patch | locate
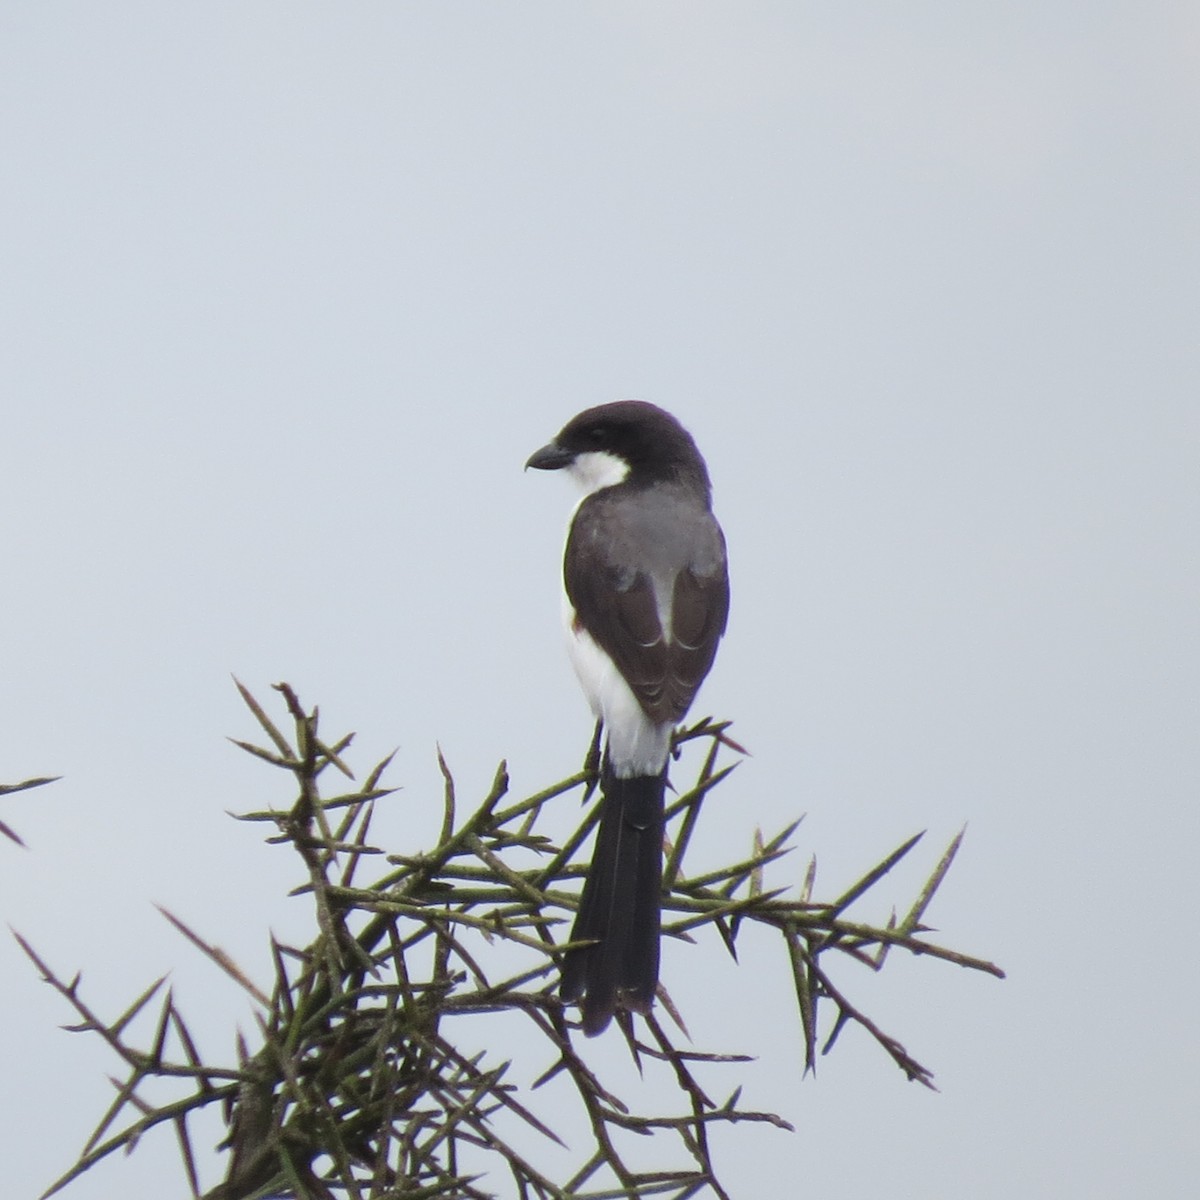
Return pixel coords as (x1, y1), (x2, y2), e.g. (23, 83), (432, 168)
(649, 571), (675, 647)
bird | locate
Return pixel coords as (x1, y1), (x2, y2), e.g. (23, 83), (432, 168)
(526, 400), (729, 1035)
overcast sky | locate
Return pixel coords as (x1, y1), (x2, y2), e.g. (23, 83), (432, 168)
(2, 5), (1197, 1198)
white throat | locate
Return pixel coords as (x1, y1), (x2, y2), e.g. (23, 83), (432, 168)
(566, 449), (630, 496)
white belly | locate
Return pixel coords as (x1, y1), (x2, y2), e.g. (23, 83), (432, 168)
(563, 597), (672, 778)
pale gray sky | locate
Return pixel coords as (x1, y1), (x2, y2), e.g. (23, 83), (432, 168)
(2, 5), (1197, 1198)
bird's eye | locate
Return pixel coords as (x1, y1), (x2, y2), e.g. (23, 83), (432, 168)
(587, 426), (607, 442)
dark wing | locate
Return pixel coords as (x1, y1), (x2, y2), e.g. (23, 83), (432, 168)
(667, 557), (730, 707)
(565, 490), (729, 726)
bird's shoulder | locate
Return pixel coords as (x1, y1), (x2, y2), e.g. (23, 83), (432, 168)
(569, 481), (725, 576)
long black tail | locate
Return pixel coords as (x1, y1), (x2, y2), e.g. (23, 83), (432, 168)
(560, 769), (666, 1036)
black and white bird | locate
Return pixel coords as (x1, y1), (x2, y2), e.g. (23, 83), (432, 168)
(526, 400), (729, 1035)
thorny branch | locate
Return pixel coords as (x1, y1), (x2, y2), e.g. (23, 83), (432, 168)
(0, 772), (59, 846)
(15, 682), (1003, 1199)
